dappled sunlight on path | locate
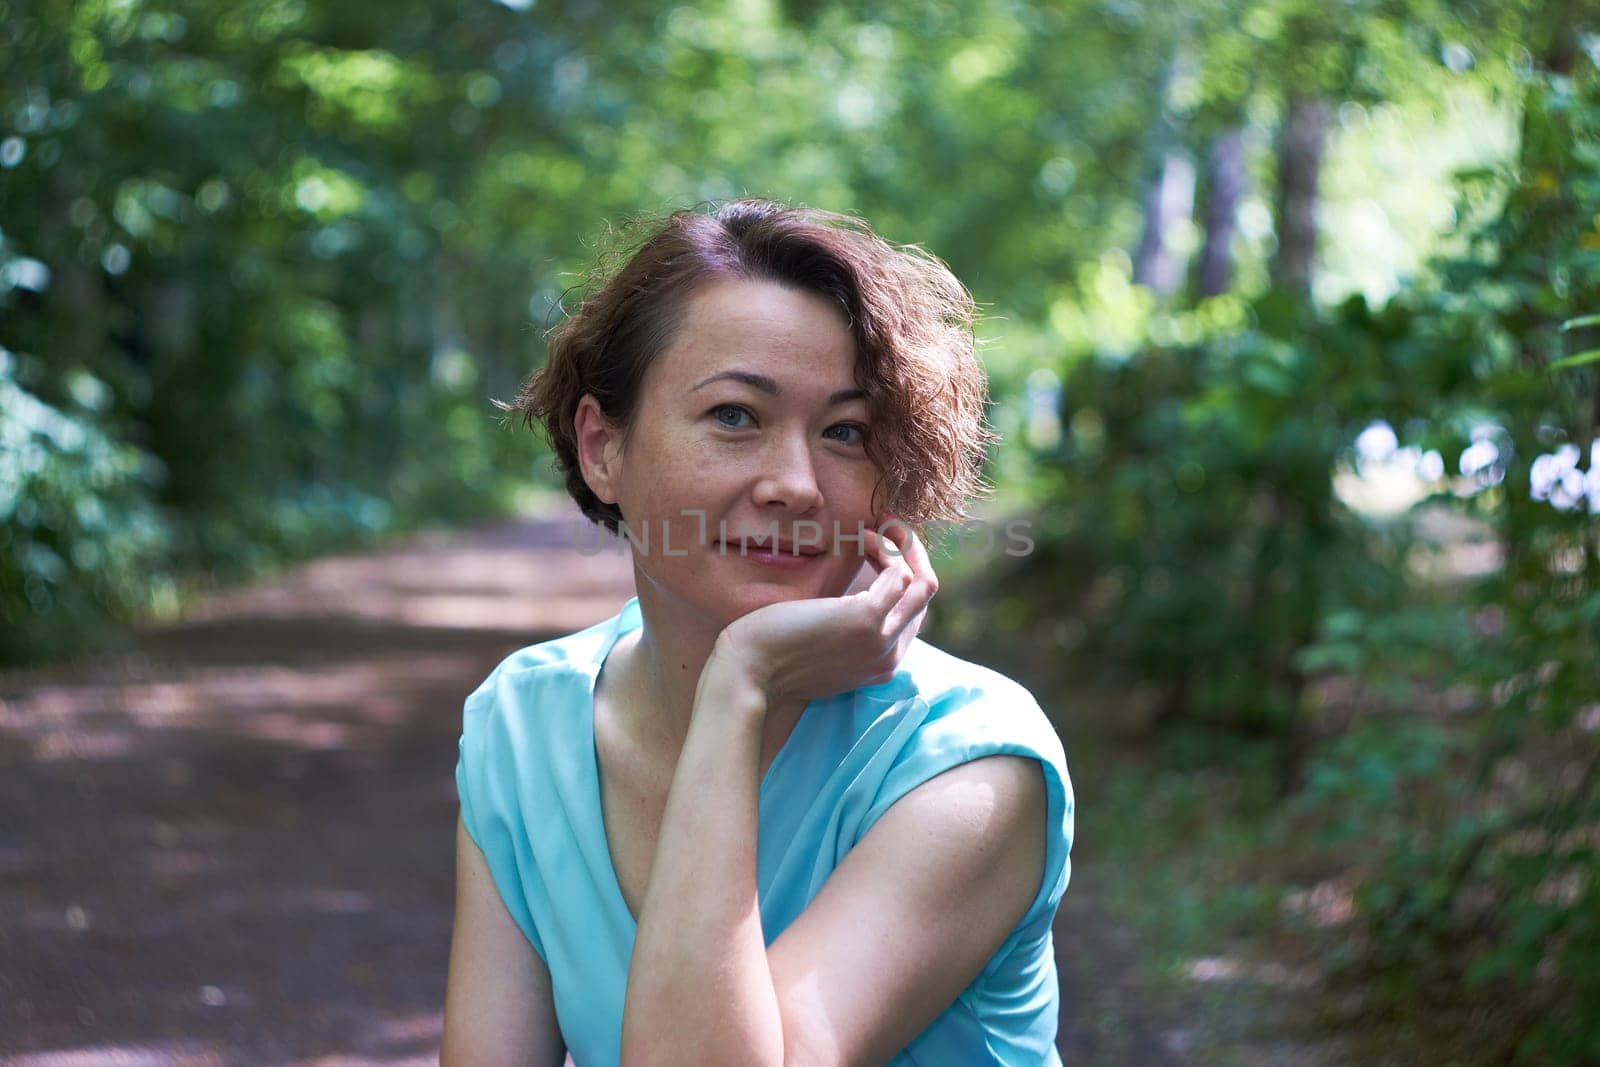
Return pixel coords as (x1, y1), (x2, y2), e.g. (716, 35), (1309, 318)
(0, 503), (632, 1064)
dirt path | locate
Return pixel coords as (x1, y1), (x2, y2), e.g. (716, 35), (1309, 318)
(0, 502), (1189, 1064)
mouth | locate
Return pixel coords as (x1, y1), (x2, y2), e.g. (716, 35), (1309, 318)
(713, 539), (826, 559)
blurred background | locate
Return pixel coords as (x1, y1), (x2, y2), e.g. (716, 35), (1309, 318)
(2, 0), (1598, 1063)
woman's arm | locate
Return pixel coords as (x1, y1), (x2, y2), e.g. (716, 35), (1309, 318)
(619, 657), (1048, 1066)
(620, 661), (786, 1064)
(763, 753), (1047, 1064)
(442, 812), (568, 1067)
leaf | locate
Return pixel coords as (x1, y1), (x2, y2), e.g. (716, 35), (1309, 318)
(1549, 349), (1600, 371)
(1561, 313), (1600, 331)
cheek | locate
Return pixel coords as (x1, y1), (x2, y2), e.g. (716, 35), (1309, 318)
(833, 469), (882, 517)
(620, 427), (708, 502)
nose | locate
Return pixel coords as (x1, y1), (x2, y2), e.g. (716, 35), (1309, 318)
(753, 433), (824, 515)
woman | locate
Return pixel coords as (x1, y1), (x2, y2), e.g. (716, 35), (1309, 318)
(442, 199), (1074, 1065)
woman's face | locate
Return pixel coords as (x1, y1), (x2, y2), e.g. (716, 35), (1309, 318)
(578, 277), (883, 627)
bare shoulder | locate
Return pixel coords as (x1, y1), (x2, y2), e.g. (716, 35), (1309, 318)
(442, 812), (568, 1067)
(766, 754), (1049, 1064)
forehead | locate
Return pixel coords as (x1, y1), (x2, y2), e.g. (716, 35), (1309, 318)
(651, 278), (858, 387)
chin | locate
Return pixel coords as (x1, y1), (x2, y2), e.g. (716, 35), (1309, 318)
(723, 581), (817, 615)
(716, 567), (853, 619)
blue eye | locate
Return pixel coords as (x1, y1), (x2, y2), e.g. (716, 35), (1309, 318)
(710, 403), (754, 428)
(709, 404), (866, 445)
(826, 423), (868, 445)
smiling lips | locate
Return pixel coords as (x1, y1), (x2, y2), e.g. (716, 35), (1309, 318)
(715, 538), (826, 563)
(727, 539), (823, 555)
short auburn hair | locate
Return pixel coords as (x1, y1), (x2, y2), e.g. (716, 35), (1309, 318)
(502, 198), (997, 534)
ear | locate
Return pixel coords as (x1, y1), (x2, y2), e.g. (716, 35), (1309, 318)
(574, 394), (625, 506)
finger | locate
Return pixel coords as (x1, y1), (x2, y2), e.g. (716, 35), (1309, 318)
(855, 527), (903, 583)
(883, 568), (933, 640)
(876, 522), (936, 624)
(873, 578), (933, 682)
(903, 526), (938, 596)
(871, 577), (925, 649)
(866, 524), (903, 574)
(884, 582), (929, 642)
(859, 530), (913, 614)
(878, 517), (938, 596)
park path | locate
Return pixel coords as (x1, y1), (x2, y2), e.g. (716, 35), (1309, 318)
(0, 499), (1188, 1065)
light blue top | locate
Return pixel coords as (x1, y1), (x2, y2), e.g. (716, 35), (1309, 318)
(455, 595), (1074, 1065)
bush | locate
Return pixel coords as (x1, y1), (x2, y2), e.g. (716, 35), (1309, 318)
(0, 353), (170, 662)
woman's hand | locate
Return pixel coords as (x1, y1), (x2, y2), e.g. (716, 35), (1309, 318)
(707, 518), (939, 707)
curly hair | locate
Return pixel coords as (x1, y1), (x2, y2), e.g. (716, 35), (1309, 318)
(501, 198), (998, 535)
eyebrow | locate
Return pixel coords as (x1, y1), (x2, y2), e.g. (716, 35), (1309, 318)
(690, 369), (865, 407)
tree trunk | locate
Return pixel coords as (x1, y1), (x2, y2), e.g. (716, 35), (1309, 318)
(1133, 149), (1196, 299)
(1195, 126), (1247, 298)
(1132, 49), (1197, 300)
(1271, 93), (1330, 299)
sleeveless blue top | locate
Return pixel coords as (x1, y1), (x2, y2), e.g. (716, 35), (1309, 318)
(455, 596), (1074, 1065)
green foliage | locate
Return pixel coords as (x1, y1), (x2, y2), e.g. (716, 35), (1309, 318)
(1333, 63), (1600, 1062)
(1, 0), (1194, 663)
(0, 351), (169, 660)
(4, 0), (1534, 667)
(1036, 290), (1407, 739)
(1006, 18), (1598, 1060)
(1292, 712), (1463, 847)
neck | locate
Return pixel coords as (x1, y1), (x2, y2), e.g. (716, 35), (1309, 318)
(619, 582), (804, 763)
(629, 600), (720, 751)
